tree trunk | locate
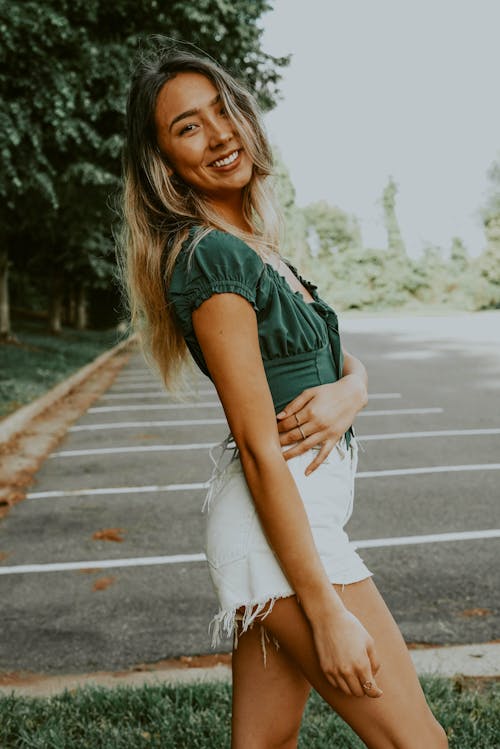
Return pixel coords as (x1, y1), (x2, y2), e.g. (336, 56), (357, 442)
(48, 273), (64, 334)
(76, 284), (87, 330)
(0, 249), (11, 339)
(67, 285), (76, 326)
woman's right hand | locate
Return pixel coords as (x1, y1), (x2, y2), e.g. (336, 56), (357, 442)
(311, 607), (383, 698)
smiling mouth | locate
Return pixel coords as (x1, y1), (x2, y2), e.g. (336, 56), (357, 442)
(209, 149), (240, 168)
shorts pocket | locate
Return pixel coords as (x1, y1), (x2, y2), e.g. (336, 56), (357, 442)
(205, 469), (255, 568)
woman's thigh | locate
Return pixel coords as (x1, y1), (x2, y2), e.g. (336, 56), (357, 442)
(231, 620), (311, 749)
(260, 578), (448, 749)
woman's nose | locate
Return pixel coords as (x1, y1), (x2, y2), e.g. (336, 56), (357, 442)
(208, 121), (233, 149)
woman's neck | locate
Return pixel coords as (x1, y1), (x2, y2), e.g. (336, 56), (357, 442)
(208, 193), (252, 235)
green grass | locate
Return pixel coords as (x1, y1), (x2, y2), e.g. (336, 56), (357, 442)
(0, 676), (498, 748)
(0, 319), (123, 419)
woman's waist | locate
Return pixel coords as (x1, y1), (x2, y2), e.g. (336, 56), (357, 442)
(263, 344), (339, 414)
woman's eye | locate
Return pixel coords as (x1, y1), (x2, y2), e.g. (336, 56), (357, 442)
(179, 123), (197, 135)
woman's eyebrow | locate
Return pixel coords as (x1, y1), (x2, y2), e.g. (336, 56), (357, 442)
(169, 93), (221, 131)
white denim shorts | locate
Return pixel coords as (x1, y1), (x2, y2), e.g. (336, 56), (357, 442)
(202, 434), (373, 655)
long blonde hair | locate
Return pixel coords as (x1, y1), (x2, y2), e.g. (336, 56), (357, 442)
(118, 44), (284, 390)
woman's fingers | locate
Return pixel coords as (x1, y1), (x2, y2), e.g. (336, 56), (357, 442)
(358, 673), (384, 698)
(276, 410), (308, 436)
(304, 442), (334, 475)
(324, 667), (383, 699)
(366, 639), (382, 675)
(275, 389), (312, 422)
(281, 436), (317, 460)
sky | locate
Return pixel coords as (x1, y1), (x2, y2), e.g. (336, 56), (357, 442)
(260, 0), (500, 258)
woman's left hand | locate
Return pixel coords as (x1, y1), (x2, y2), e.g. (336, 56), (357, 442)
(276, 375), (368, 475)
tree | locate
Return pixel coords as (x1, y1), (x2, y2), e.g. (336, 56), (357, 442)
(476, 155), (500, 307)
(271, 148), (311, 272)
(449, 236), (469, 275)
(381, 175), (406, 257)
(0, 1), (290, 336)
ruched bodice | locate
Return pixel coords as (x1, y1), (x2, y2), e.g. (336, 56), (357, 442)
(167, 228), (354, 447)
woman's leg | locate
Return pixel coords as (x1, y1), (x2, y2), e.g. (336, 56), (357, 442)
(259, 577), (448, 749)
(231, 617), (312, 749)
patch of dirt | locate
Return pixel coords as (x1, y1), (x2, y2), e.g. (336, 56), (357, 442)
(459, 608), (493, 618)
(92, 528), (126, 543)
(92, 576), (117, 591)
(0, 347), (134, 519)
(101, 652), (234, 678)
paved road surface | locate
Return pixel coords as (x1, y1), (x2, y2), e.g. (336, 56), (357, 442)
(1, 312), (499, 674)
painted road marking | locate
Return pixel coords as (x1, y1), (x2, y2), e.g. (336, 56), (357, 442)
(101, 391), (217, 400)
(87, 394), (404, 414)
(0, 529), (498, 575)
(358, 427), (500, 441)
(51, 444), (220, 458)
(99, 390), (401, 401)
(49, 427), (500, 459)
(88, 402), (223, 413)
(69, 419), (227, 431)
(69, 408), (444, 432)
(26, 462), (500, 499)
(109, 383), (179, 391)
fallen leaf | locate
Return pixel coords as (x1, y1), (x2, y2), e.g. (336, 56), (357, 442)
(92, 576), (116, 591)
(0, 551), (10, 561)
(92, 528), (125, 542)
(459, 608), (492, 618)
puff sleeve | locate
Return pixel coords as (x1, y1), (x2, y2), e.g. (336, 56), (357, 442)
(167, 229), (265, 337)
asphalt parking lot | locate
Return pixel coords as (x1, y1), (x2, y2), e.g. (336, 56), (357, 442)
(0, 312), (499, 675)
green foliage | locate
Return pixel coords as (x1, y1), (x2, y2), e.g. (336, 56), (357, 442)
(0, 677), (498, 748)
(299, 197), (422, 310)
(473, 154), (500, 308)
(0, 318), (121, 417)
(0, 0), (289, 329)
(381, 175), (407, 257)
(275, 161), (500, 312)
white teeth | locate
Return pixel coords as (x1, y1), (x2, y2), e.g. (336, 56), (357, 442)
(212, 150), (239, 167)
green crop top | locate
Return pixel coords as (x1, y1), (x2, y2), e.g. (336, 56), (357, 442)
(167, 228), (355, 448)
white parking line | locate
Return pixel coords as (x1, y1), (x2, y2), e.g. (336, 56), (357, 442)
(90, 397), (406, 412)
(359, 427), (500, 441)
(26, 462), (500, 499)
(359, 463), (500, 478)
(101, 391), (217, 400)
(51, 444), (219, 458)
(0, 529), (498, 575)
(99, 388), (217, 403)
(109, 383), (178, 390)
(100, 391), (401, 401)
(49, 428), (500, 458)
(69, 419), (227, 431)
(69, 408), (444, 432)
(88, 402), (223, 413)
(360, 408), (443, 416)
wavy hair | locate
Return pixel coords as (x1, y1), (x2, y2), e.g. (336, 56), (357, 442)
(118, 43), (283, 391)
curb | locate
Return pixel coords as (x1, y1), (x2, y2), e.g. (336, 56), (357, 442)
(0, 643), (499, 698)
(0, 334), (137, 447)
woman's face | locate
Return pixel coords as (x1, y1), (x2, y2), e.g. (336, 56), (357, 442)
(155, 72), (253, 201)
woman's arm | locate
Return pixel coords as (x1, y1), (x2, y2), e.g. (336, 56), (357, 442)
(192, 293), (381, 698)
(276, 348), (369, 472)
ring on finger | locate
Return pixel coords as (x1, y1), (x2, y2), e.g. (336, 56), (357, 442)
(294, 413), (301, 426)
(362, 680), (373, 691)
(298, 425), (306, 440)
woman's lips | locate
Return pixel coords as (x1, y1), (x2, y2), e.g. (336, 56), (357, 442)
(209, 149), (242, 171)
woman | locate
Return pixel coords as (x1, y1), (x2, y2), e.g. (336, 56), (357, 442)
(121, 45), (448, 749)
